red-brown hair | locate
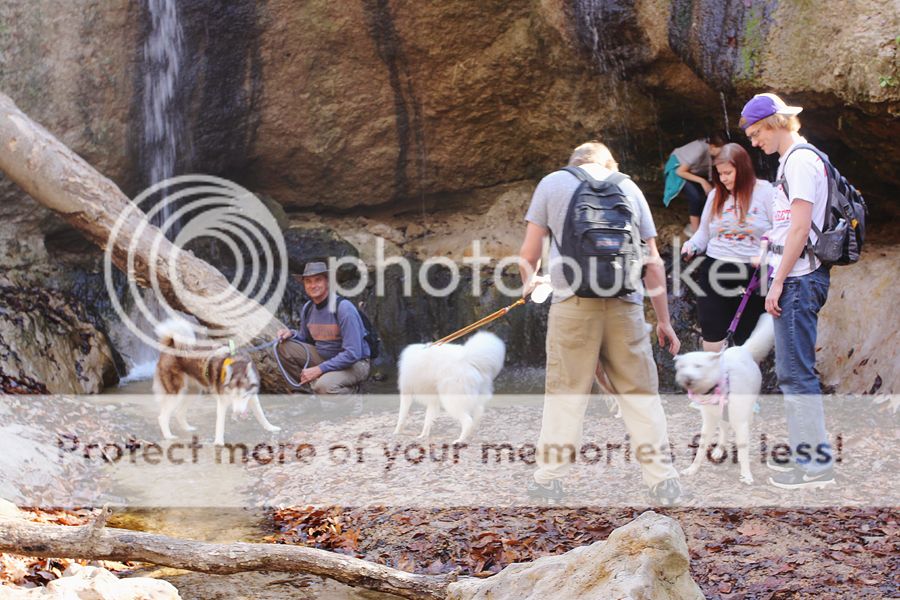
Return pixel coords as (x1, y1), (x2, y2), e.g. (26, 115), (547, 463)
(711, 143), (757, 221)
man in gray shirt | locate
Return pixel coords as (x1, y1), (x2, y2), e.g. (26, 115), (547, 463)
(519, 141), (683, 505)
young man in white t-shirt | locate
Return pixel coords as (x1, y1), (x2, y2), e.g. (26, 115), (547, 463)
(740, 93), (835, 490)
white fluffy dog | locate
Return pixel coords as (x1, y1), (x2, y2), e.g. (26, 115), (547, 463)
(674, 314), (774, 485)
(394, 331), (506, 444)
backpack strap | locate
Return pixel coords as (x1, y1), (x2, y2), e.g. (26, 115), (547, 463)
(562, 166), (630, 188)
(605, 171), (629, 187)
(562, 165), (590, 182)
(566, 168), (636, 222)
(776, 143), (832, 270)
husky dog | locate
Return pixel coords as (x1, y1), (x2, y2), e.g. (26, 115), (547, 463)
(153, 319), (280, 445)
(394, 332), (506, 444)
(674, 314), (774, 485)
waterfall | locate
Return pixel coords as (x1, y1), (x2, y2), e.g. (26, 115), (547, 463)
(142, 0), (183, 232)
(123, 0), (184, 382)
(720, 91), (731, 139)
(574, 0), (635, 161)
(107, 287), (166, 384)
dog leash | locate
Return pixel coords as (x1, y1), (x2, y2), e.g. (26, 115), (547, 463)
(722, 264), (771, 347)
(429, 268), (552, 346)
(272, 335), (310, 389)
(431, 298), (526, 346)
(244, 339), (278, 353)
(239, 334), (311, 389)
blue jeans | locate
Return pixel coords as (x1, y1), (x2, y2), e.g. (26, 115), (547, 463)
(773, 265), (832, 474)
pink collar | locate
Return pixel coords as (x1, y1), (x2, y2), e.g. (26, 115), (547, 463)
(688, 375), (729, 410)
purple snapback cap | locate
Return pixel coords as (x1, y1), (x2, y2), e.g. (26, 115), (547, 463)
(740, 93), (803, 129)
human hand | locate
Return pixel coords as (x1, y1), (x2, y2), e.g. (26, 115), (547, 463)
(522, 277), (538, 298)
(681, 240), (695, 261)
(300, 366), (323, 385)
(656, 321), (681, 355)
(276, 328), (294, 342)
(701, 180), (713, 195)
(765, 280), (783, 317)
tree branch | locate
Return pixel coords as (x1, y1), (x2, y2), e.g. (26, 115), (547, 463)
(0, 518), (455, 599)
(0, 91), (294, 392)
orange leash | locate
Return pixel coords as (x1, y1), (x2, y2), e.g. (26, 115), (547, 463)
(432, 298), (526, 346)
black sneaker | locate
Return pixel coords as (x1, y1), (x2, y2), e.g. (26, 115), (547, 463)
(765, 457), (794, 473)
(526, 479), (564, 504)
(768, 467), (835, 490)
(648, 477), (683, 506)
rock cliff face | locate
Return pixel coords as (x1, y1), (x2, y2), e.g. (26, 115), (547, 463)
(0, 284), (118, 394)
(247, 0), (647, 210)
(0, 0), (896, 391)
(2, 0), (896, 219)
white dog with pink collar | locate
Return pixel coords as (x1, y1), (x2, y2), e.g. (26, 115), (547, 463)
(674, 314), (774, 485)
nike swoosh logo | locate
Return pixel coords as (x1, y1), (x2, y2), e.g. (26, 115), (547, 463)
(802, 473), (829, 482)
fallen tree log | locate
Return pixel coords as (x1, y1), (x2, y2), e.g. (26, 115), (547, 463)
(0, 91), (294, 392)
(0, 516), (455, 599)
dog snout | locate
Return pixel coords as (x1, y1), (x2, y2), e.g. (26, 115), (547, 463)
(674, 373), (693, 390)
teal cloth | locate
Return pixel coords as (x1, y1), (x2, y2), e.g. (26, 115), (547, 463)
(662, 153), (685, 207)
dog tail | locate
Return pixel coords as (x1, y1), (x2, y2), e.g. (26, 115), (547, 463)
(742, 314), (774, 363)
(155, 318), (196, 349)
(462, 332), (506, 378)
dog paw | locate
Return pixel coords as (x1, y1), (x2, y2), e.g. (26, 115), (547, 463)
(710, 446), (726, 461)
(265, 425), (281, 433)
(163, 433), (177, 440)
(182, 425), (197, 432)
(680, 466), (699, 477)
(740, 474), (754, 485)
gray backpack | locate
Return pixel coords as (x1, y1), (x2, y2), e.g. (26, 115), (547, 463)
(778, 143), (867, 267)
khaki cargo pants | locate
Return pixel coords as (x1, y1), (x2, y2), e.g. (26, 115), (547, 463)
(276, 340), (370, 396)
(534, 296), (679, 488)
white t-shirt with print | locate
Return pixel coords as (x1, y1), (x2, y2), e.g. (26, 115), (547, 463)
(769, 138), (829, 278)
(689, 179), (774, 263)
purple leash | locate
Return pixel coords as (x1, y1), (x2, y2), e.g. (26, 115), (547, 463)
(723, 264), (772, 347)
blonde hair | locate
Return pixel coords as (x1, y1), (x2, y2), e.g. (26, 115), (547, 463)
(740, 113), (801, 133)
(568, 141), (618, 170)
